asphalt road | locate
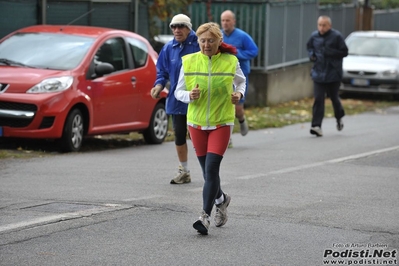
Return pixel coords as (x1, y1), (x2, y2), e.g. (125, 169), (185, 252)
(1, 106), (398, 266)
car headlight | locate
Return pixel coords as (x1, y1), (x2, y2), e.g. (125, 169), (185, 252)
(382, 69), (398, 77)
(27, 76), (73, 93)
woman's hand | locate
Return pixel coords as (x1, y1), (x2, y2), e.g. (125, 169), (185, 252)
(190, 84), (200, 100)
(231, 92), (242, 104)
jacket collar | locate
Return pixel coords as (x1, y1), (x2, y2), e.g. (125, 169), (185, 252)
(172, 31), (197, 47)
(318, 29), (332, 37)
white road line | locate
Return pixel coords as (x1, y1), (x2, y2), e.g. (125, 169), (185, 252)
(0, 213), (82, 233)
(238, 145), (399, 180)
(121, 195), (161, 202)
(325, 145), (399, 163)
(0, 204), (128, 233)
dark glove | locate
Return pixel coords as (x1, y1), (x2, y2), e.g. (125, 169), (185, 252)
(309, 55), (317, 62)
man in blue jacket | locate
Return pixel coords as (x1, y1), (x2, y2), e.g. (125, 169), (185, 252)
(306, 15), (348, 137)
(221, 10), (258, 147)
(151, 14), (200, 184)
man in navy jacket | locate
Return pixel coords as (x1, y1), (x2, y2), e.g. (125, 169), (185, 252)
(306, 16), (348, 137)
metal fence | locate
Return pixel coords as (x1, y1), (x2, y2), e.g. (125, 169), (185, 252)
(158, 1), (399, 71)
(1, 0), (399, 72)
(0, 0), (148, 40)
(374, 8), (399, 32)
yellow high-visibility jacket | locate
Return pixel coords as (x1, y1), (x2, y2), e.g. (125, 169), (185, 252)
(182, 52), (238, 129)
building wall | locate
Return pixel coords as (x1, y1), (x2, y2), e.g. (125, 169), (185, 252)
(248, 63), (313, 106)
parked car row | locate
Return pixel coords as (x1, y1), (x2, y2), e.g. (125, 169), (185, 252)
(0, 25), (169, 152)
(1, 25), (397, 152)
(341, 30), (399, 99)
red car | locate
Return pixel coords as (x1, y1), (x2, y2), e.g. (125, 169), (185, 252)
(0, 25), (168, 152)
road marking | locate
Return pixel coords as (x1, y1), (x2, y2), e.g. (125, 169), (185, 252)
(0, 204), (129, 233)
(238, 145), (399, 180)
(0, 213), (83, 233)
(121, 195), (161, 202)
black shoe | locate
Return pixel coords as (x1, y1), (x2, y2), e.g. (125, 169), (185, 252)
(310, 126), (323, 137)
(337, 119), (344, 131)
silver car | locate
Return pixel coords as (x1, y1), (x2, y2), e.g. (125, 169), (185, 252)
(340, 31), (399, 99)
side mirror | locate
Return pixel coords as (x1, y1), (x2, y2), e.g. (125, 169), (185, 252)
(95, 62), (114, 77)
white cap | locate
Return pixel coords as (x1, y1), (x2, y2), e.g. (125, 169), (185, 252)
(169, 14), (192, 30)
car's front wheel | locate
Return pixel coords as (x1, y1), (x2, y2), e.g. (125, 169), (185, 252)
(60, 108), (84, 152)
(143, 103), (168, 144)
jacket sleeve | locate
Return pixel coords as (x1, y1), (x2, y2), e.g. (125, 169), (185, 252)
(153, 45), (169, 87)
(174, 67), (192, 104)
(324, 34), (348, 59)
(236, 34), (258, 60)
(234, 62), (246, 97)
(306, 35), (316, 59)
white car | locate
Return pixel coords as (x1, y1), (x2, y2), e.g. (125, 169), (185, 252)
(340, 31), (399, 99)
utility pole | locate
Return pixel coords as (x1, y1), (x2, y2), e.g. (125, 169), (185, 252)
(41, 0), (47, 24)
(356, 0), (373, 30)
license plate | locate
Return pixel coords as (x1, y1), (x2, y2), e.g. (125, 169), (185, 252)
(0, 126), (2, 137)
(351, 78), (369, 86)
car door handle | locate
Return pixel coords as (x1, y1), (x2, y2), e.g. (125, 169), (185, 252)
(131, 77), (136, 88)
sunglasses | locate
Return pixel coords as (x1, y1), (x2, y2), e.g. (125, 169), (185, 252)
(170, 24), (186, 29)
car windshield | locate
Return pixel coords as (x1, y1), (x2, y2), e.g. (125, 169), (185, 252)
(0, 32), (95, 70)
(346, 35), (399, 58)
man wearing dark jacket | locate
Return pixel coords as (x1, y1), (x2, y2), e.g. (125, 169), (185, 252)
(306, 16), (348, 137)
